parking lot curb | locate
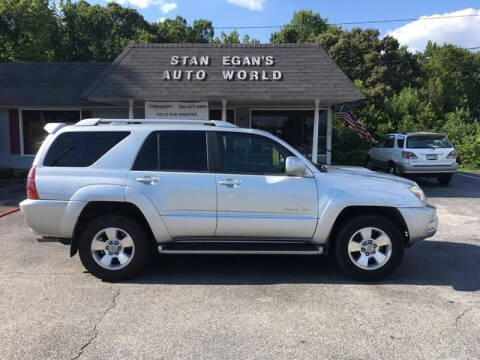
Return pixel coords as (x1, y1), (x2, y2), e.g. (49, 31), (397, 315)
(0, 208), (20, 218)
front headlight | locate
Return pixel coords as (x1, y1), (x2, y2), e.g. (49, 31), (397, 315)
(409, 185), (426, 203)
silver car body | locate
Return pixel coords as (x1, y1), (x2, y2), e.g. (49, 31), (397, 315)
(20, 120), (438, 248)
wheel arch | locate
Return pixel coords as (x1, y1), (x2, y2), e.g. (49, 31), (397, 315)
(71, 201), (157, 257)
(326, 206), (410, 255)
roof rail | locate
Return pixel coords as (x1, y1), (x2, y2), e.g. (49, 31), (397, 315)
(75, 118), (237, 128)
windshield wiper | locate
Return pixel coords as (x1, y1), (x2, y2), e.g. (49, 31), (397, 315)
(49, 147), (72, 166)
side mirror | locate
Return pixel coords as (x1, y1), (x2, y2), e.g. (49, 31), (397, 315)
(286, 156), (308, 177)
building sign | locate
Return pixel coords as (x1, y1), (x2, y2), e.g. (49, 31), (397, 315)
(161, 55), (283, 82)
(145, 101), (209, 120)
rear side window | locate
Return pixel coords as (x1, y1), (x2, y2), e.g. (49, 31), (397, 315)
(44, 131), (130, 167)
(133, 131), (207, 172)
(397, 136), (405, 148)
(385, 136), (395, 148)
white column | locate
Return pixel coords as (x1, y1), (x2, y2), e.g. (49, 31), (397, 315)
(312, 98), (320, 164)
(327, 106), (333, 165)
(221, 99), (227, 122)
(128, 99), (134, 119)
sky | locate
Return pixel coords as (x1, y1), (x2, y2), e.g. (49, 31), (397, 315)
(88, 0), (480, 51)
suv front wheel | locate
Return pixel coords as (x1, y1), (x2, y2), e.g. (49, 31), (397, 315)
(335, 215), (404, 281)
(78, 215), (151, 281)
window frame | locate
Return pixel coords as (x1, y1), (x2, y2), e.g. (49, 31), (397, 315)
(131, 130), (212, 173)
(19, 108), (82, 157)
(212, 131), (294, 176)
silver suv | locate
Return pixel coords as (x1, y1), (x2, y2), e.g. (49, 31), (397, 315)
(20, 119), (438, 281)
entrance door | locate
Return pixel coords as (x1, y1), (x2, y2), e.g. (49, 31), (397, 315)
(213, 132), (318, 239)
(127, 130), (216, 238)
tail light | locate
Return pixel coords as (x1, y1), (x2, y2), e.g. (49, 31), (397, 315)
(401, 151), (418, 159)
(26, 166), (39, 200)
(447, 150), (456, 159)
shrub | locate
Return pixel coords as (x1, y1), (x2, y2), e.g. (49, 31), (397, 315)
(443, 109), (480, 169)
(0, 167), (15, 179)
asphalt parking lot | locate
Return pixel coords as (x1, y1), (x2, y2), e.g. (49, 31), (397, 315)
(0, 173), (479, 359)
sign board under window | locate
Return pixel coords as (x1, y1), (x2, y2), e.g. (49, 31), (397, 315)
(145, 101), (209, 120)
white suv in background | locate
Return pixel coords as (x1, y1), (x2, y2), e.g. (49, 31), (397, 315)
(366, 132), (458, 185)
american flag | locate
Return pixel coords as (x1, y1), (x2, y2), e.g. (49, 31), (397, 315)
(337, 109), (373, 139)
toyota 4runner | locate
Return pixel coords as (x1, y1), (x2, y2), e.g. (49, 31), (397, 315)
(20, 119), (438, 281)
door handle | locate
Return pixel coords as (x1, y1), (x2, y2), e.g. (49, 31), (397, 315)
(218, 179), (242, 187)
(136, 176), (159, 185)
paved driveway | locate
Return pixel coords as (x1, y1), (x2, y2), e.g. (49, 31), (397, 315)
(0, 173), (479, 359)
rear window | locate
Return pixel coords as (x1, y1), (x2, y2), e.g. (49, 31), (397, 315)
(43, 131), (130, 167)
(406, 135), (452, 149)
(132, 131), (208, 172)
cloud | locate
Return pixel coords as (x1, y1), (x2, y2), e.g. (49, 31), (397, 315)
(109, 0), (175, 11)
(227, 0), (265, 11)
(160, 2), (177, 13)
(387, 8), (480, 52)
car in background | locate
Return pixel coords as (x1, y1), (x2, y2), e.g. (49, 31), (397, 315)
(366, 132), (458, 185)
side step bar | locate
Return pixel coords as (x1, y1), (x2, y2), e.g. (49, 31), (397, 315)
(158, 242), (324, 255)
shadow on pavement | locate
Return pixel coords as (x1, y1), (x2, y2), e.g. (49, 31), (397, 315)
(125, 240), (480, 292)
(417, 172), (480, 199)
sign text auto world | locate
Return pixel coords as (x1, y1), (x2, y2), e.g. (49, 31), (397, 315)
(161, 55), (283, 81)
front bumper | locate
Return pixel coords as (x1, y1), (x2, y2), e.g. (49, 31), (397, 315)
(398, 204), (438, 244)
(397, 162), (458, 174)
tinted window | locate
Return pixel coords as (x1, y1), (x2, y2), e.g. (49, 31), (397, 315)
(216, 133), (292, 175)
(407, 135), (452, 149)
(397, 136), (405, 148)
(133, 131), (207, 172)
(44, 131), (129, 167)
(385, 136), (395, 148)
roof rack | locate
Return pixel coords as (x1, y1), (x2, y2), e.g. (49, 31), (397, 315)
(75, 118), (237, 128)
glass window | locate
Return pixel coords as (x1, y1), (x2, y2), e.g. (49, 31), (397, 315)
(385, 136), (395, 148)
(133, 131), (208, 172)
(209, 109), (235, 123)
(250, 110), (327, 158)
(44, 132), (130, 167)
(216, 132), (292, 175)
(397, 136), (405, 148)
(22, 110), (80, 155)
(406, 135), (452, 149)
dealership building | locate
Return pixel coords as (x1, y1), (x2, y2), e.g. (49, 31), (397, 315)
(0, 43), (364, 169)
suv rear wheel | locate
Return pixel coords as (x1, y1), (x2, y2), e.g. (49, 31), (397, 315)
(78, 215), (151, 281)
(437, 174), (452, 185)
(335, 215), (404, 281)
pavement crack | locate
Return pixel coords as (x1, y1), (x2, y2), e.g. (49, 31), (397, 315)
(71, 287), (121, 360)
(455, 306), (474, 324)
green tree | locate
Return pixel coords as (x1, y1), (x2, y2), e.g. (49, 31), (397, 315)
(270, 10), (330, 43)
(58, 0), (151, 61)
(0, 0), (59, 61)
(153, 16), (214, 43)
(420, 43), (480, 119)
(214, 29), (241, 44)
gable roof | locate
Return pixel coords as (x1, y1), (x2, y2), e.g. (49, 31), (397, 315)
(0, 62), (108, 107)
(82, 43), (365, 107)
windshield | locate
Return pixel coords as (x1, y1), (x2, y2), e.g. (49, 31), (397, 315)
(406, 135), (452, 149)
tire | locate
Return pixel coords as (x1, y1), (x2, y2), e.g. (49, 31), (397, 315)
(388, 162), (399, 175)
(365, 157), (376, 171)
(437, 174), (452, 185)
(335, 215), (404, 281)
(78, 215), (151, 281)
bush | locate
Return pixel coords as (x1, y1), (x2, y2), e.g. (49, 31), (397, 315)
(332, 119), (374, 166)
(443, 109), (480, 169)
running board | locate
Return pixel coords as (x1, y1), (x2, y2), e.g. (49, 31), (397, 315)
(157, 242), (324, 255)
